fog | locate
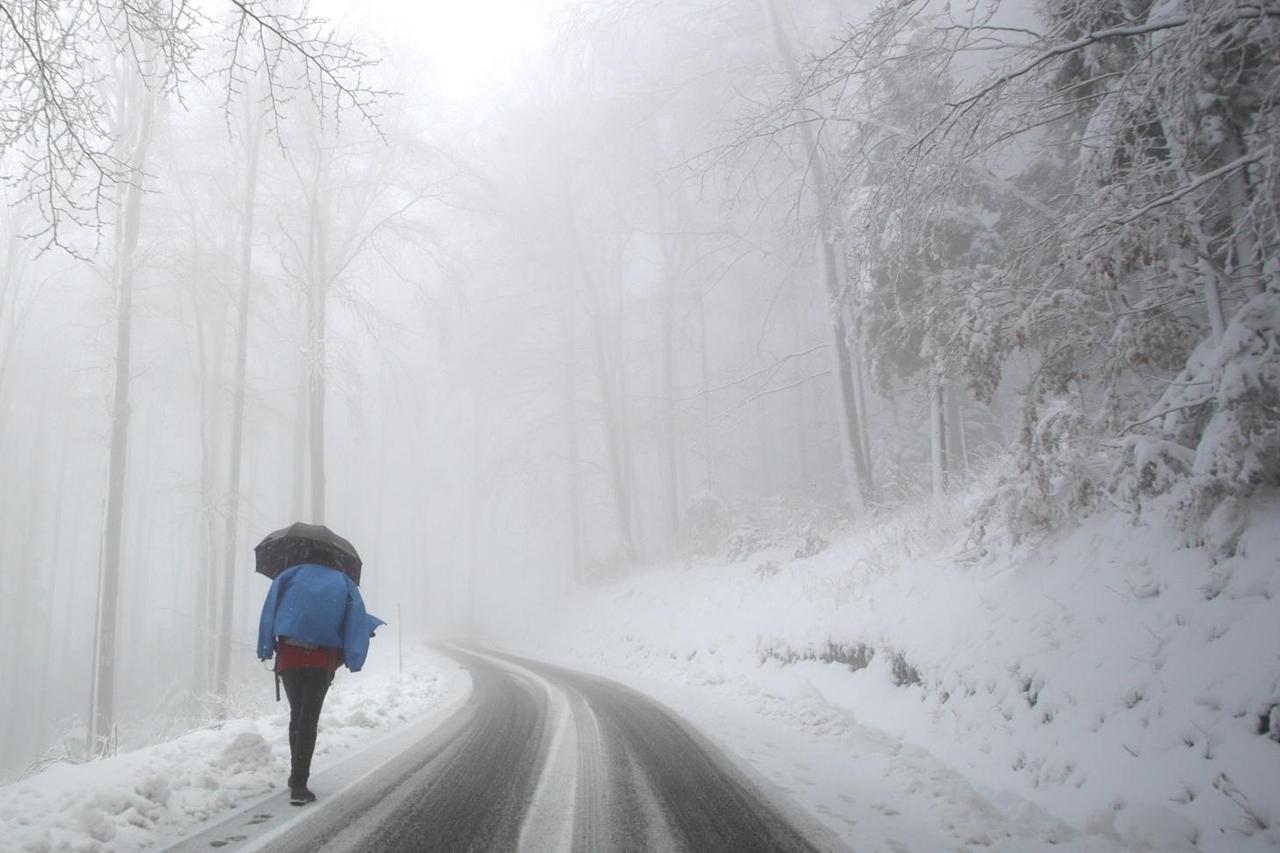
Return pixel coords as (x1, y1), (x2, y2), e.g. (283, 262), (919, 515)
(2, 0), (1271, 788)
(0, 0), (886, 775)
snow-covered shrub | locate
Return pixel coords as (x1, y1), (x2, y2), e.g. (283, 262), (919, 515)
(1122, 290), (1280, 555)
(972, 395), (1109, 543)
(793, 525), (829, 559)
(713, 492), (844, 563)
(756, 638), (876, 673)
(681, 490), (730, 556)
(887, 650), (922, 687)
(724, 522), (770, 563)
(753, 559), (782, 579)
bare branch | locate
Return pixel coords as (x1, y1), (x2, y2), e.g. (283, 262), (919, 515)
(0, 0), (386, 252)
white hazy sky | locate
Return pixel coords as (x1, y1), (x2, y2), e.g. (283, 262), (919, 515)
(328, 0), (560, 97)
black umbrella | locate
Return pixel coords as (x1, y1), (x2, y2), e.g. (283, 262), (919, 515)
(254, 522), (363, 586)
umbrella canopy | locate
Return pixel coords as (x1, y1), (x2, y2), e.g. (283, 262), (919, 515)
(254, 522), (363, 586)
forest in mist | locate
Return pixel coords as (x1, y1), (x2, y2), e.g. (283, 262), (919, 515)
(0, 0), (1276, 782)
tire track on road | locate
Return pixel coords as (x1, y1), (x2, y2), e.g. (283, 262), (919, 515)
(168, 647), (847, 853)
(494, 651), (845, 853)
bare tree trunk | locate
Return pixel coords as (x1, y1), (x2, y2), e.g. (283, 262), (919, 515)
(0, 212), (33, 745)
(590, 287), (637, 563)
(660, 239), (682, 555)
(91, 68), (156, 750)
(564, 201), (637, 564)
(189, 237), (223, 694)
(291, 370), (308, 520)
(697, 275), (714, 492)
(42, 465), (70, 735)
(643, 109), (686, 556)
(673, 196), (714, 497)
(37, 429), (71, 727)
(1157, 113), (1228, 340)
(613, 245), (641, 562)
(1221, 128), (1263, 300)
(593, 302), (637, 563)
(214, 112), (263, 702)
(13, 403), (49, 756)
(835, 250), (875, 491)
(560, 274), (584, 585)
(786, 270), (812, 489)
(953, 390), (971, 478)
(306, 167), (329, 523)
(0, 211), (32, 426)
(823, 250), (874, 509)
(185, 191), (236, 693)
(930, 375), (948, 497)
(850, 327), (874, 481)
(762, 0), (870, 516)
(465, 392), (481, 628)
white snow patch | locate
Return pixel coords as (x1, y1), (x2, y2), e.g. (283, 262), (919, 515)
(0, 645), (465, 852)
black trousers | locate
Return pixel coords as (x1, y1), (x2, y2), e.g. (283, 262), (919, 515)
(280, 667), (331, 788)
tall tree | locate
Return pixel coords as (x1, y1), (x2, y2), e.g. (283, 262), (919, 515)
(759, 0), (876, 514)
(213, 101), (266, 702)
(90, 55), (158, 751)
(0, 200), (37, 429)
(280, 109), (426, 524)
(559, 260), (586, 583)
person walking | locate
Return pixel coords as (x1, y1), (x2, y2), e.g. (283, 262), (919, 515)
(257, 557), (383, 805)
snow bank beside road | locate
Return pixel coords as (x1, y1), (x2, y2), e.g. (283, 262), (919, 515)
(0, 645), (465, 852)
(520, 492), (1280, 852)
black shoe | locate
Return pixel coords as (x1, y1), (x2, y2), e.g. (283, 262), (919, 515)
(289, 786), (317, 806)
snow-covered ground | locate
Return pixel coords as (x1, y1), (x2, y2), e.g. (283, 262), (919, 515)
(6, 494), (1276, 853)
(0, 645), (466, 852)
(513, 490), (1280, 852)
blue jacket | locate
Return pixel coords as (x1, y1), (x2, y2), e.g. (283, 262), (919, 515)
(256, 563), (383, 672)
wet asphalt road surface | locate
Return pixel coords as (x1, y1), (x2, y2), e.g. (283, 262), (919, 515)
(166, 648), (844, 853)
(500, 651), (832, 853)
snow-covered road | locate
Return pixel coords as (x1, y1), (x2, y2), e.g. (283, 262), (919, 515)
(164, 647), (847, 853)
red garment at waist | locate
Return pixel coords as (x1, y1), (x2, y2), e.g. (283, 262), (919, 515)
(275, 639), (342, 673)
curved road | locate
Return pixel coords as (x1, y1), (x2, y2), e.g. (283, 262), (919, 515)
(167, 648), (847, 853)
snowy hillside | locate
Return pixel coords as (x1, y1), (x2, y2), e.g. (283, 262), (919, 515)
(517, 491), (1280, 852)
